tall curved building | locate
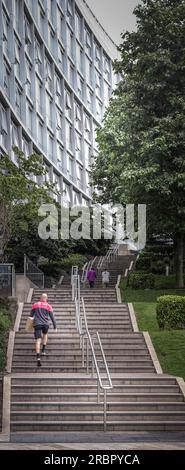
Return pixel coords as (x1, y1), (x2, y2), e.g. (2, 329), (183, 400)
(0, 0), (118, 206)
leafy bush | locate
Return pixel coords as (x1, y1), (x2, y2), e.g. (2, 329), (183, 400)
(156, 295), (185, 329)
(39, 254), (88, 280)
(128, 272), (155, 289)
(0, 301), (12, 371)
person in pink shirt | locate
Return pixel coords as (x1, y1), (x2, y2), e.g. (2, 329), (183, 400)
(87, 268), (96, 288)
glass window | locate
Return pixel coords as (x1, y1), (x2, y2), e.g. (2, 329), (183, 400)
(84, 114), (91, 140)
(25, 19), (32, 46)
(104, 81), (111, 108)
(85, 29), (92, 56)
(14, 40), (21, 78)
(22, 139), (30, 158)
(76, 163), (83, 187)
(55, 75), (63, 106)
(75, 103), (82, 131)
(70, 64), (75, 88)
(14, 0), (20, 33)
(75, 11), (82, 42)
(35, 41), (42, 75)
(38, 4), (45, 36)
(95, 97), (102, 120)
(0, 106), (8, 148)
(56, 143), (63, 168)
(65, 91), (72, 119)
(45, 59), (53, 92)
(75, 133), (82, 161)
(66, 121), (73, 150)
(67, 155), (73, 178)
(26, 101), (32, 132)
(38, 120), (43, 147)
(25, 60), (32, 97)
(67, 0), (73, 25)
(66, 27), (74, 59)
(3, 62), (10, 97)
(58, 44), (65, 70)
(36, 77), (43, 114)
(46, 93), (54, 128)
(104, 56), (111, 80)
(12, 124), (20, 147)
(2, 11), (9, 56)
(76, 43), (83, 73)
(95, 44), (101, 65)
(56, 110), (63, 140)
(86, 87), (93, 110)
(86, 58), (92, 86)
(84, 141), (91, 167)
(47, 0), (55, 24)
(48, 133), (54, 158)
(76, 74), (84, 100)
(15, 85), (22, 115)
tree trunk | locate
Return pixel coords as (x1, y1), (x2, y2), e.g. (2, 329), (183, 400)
(174, 232), (184, 288)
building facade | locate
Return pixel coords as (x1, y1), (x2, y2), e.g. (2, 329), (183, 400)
(0, 0), (118, 206)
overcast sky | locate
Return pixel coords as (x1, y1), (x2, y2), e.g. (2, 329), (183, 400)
(86, 0), (140, 45)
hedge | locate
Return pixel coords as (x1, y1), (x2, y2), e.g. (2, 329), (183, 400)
(127, 272), (155, 289)
(156, 295), (185, 329)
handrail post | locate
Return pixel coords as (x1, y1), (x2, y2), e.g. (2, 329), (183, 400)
(97, 379), (100, 404)
(86, 337), (89, 374)
(82, 335), (85, 367)
(104, 389), (107, 432)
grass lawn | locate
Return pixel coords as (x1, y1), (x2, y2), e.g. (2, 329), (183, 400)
(120, 283), (185, 380)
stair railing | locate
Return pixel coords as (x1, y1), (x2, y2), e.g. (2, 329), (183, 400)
(24, 254), (44, 289)
(81, 256), (97, 284)
(72, 270), (113, 431)
(81, 297), (113, 431)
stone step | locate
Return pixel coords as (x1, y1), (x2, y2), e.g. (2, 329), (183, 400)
(11, 392), (184, 403)
(11, 376), (177, 385)
(12, 349), (149, 357)
(12, 357), (153, 365)
(11, 409), (185, 422)
(12, 366), (155, 373)
(11, 401), (185, 412)
(11, 384), (180, 394)
(11, 420), (185, 432)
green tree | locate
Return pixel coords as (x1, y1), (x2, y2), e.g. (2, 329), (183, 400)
(92, 0), (185, 287)
(0, 147), (57, 260)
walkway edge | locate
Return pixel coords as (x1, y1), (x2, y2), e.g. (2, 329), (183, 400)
(176, 377), (185, 399)
(14, 302), (24, 332)
(0, 375), (11, 441)
(143, 331), (163, 374)
(27, 288), (33, 303)
(6, 331), (15, 374)
(116, 275), (122, 304)
(128, 303), (139, 332)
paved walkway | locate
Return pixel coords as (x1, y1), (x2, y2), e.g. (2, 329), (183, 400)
(0, 441), (185, 450)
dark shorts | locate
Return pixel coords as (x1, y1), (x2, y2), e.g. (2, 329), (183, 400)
(34, 325), (49, 339)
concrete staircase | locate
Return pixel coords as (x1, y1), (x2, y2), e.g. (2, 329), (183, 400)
(11, 375), (185, 432)
(10, 253), (185, 438)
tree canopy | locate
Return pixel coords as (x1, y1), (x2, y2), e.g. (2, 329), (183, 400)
(92, 0), (185, 286)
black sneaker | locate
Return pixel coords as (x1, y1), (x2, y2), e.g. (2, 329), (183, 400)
(41, 351), (46, 356)
(37, 359), (42, 367)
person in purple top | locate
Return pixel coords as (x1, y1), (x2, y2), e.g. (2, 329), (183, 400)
(87, 267), (96, 288)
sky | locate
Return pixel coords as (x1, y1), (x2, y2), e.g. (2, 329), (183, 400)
(85, 0), (140, 45)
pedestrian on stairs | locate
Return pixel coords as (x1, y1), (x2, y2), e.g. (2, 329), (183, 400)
(87, 267), (96, 288)
(102, 270), (110, 288)
(30, 293), (57, 367)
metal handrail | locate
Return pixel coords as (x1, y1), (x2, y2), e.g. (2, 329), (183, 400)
(81, 256), (97, 284)
(81, 297), (113, 431)
(24, 254), (44, 289)
(72, 269), (113, 431)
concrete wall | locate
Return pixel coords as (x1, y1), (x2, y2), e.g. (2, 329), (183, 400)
(15, 275), (35, 303)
